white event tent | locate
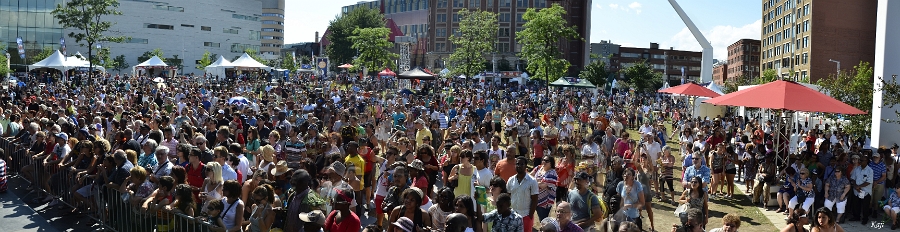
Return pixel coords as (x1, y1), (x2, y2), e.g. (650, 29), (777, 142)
(204, 55), (233, 80)
(28, 50), (105, 73)
(230, 53), (270, 70)
(133, 56), (170, 76)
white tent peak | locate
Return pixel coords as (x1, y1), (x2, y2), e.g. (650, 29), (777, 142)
(230, 53), (268, 68)
(209, 55), (233, 67)
(136, 56), (168, 67)
(29, 50), (67, 69)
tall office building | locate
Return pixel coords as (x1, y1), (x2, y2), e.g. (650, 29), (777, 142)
(759, 0), (876, 82)
(1, 0), (66, 72)
(260, 0), (286, 59)
(426, 0), (591, 74)
(340, 0), (429, 67)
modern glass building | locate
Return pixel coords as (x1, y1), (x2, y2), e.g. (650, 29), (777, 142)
(1, 0), (66, 72)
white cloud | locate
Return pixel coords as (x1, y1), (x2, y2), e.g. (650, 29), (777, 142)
(595, 3), (603, 9)
(609, 3), (620, 10)
(629, 2), (642, 14)
(666, 19), (762, 61)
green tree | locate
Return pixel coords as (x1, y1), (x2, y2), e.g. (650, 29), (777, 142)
(137, 48), (165, 63)
(53, 0), (126, 76)
(169, 54), (184, 72)
(325, 7), (385, 66)
(31, 46), (56, 62)
(620, 60), (663, 92)
(281, 54), (298, 72)
(111, 54), (128, 74)
(756, 69), (779, 84)
(0, 43), (9, 77)
(448, 9), (498, 79)
(196, 50), (213, 70)
(816, 61), (874, 137)
(93, 46), (114, 69)
(244, 48), (265, 63)
(878, 75), (900, 129)
(517, 4), (581, 89)
(350, 27), (397, 73)
(579, 54), (610, 88)
(723, 75), (752, 94)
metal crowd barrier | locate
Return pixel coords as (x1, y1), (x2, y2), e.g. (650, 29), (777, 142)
(2, 137), (215, 232)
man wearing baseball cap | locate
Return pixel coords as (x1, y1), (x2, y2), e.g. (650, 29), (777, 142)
(568, 171), (602, 231)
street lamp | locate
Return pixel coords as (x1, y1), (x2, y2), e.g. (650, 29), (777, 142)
(828, 59), (841, 75)
(4, 52), (9, 80)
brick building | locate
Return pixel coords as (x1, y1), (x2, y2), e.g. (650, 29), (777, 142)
(760, 0), (876, 82)
(712, 61), (728, 85)
(425, 0), (591, 75)
(608, 42), (703, 87)
(725, 39), (761, 83)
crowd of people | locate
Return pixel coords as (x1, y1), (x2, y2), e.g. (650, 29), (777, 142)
(0, 71), (889, 232)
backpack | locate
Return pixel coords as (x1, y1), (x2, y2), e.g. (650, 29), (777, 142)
(585, 191), (608, 222)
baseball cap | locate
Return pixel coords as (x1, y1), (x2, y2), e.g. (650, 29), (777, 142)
(54, 132), (68, 141)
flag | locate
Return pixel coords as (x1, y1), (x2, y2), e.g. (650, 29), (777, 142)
(16, 37), (24, 59)
(60, 37), (67, 58)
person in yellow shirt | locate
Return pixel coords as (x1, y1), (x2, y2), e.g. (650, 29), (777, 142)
(415, 119), (432, 147)
(343, 141), (366, 214)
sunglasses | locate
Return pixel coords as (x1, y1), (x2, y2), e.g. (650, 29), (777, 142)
(692, 158), (700, 160)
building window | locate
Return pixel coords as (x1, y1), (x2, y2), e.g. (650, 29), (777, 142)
(233, 14), (259, 21)
(516, 0), (527, 7)
(249, 30), (260, 40)
(534, 0), (547, 8)
(262, 20), (284, 25)
(802, 53), (808, 64)
(498, 28), (510, 37)
(801, 70), (808, 79)
(501, 0), (511, 7)
(262, 28), (284, 33)
(145, 23), (174, 30)
(181, 24), (194, 27)
(803, 20), (809, 31)
(621, 53), (640, 58)
(262, 36), (283, 40)
(452, 28), (460, 37)
(204, 42), (220, 47)
(470, 0), (479, 8)
(436, 43), (446, 52)
(497, 42), (510, 52)
(262, 13), (284, 18)
(452, 13), (460, 22)
(201, 26), (211, 31)
(499, 13), (511, 22)
(223, 28), (239, 34)
(436, 28), (447, 37)
(453, 0), (464, 7)
(153, 5), (184, 12)
(437, 0), (447, 8)
(803, 4), (809, 15)
(126, 38), (149, 44)
(488, 0), (493, 7)
(516, 13), (523, 22)
(802, 36), (809, 48)
(437, 14), (447, 22)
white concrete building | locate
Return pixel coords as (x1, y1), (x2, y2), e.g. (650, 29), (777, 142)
(65, 0), (263, 75)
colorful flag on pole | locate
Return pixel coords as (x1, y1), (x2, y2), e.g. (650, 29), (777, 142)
(16, 37), (25, 59)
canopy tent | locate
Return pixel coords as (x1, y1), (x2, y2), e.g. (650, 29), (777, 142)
(658, 82), (721, 98)
(397, 67), (435, 80)
(550, 78), (596, 88)
(699, 82), (725, 95)
(29, 50), (105, 73)
(659, 81), (670, 91)
(703, 80), (865, 115)
(135, 56), (168, 68)
(204, 55), (233, 80)
(378, 68), (396, 76)
(230, 53), (270, 70)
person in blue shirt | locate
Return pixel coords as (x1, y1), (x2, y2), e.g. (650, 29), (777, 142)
(475, 105), (487, 122)
(682, 154), (711, 192)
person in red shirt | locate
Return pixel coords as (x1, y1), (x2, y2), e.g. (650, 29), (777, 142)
(324, 185), (360, 232)
(186, 148), (206, 203)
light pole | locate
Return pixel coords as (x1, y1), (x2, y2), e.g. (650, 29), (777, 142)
(4, 52), (9, 80)
(829, 59), (841, 75)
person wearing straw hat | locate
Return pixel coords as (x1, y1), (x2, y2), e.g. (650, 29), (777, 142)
(256, 145), (275, 174)
(270, 160), (293, 177)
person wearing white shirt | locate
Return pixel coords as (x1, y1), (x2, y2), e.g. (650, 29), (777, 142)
(216, 150), (238, 181)
(850, 155), (873, 223)
(789, 129), (800, 155)
(639, 122), (653, 135)
(507, 157), (539, 232)
(230, 145), (251, 179)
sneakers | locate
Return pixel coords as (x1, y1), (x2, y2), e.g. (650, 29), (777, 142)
(48, 199), (60, 207)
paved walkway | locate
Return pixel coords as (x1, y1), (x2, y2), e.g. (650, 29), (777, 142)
(0, 188), (59, 232)
(734, 181), (890, 231)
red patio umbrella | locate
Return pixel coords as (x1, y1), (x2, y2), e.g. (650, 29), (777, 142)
(378, 68), (396, 76)
(657, 82), (721, 98)
(703, 80), (866, 115)
(338, 63), (353, 69)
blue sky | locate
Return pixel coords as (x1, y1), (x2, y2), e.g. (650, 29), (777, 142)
(285, 0), (761, 61)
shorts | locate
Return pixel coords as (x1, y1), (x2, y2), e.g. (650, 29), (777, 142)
(883, 205), (900, 214)
(364, 170), (374, 188)
(712, 168), (724, 174)
(375, 195), (385, 216)
(725, 168), (737, 175)
(778, 187), (794, 195)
